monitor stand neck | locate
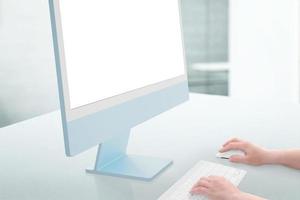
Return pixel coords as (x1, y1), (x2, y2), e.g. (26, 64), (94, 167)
(86, 129), (173, 181)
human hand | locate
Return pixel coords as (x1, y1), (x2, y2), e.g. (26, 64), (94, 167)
(219, 138), (271, 166)
(190, 176), (241, 200)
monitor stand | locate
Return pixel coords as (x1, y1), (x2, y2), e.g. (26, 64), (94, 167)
(86, 130), (173, 181)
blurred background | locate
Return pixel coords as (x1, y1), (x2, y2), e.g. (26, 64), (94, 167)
(0, 0), (299, 128)
(181, 0), (229, 95)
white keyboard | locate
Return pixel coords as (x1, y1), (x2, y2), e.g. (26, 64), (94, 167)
(158, 161), (247, 200)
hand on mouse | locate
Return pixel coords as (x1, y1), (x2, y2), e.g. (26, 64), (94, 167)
(219, 138), (271, 166)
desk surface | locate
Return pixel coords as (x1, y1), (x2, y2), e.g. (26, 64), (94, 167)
(1, 94), (300, 200)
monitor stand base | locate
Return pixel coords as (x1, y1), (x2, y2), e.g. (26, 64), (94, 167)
(86, 130), (173, 181)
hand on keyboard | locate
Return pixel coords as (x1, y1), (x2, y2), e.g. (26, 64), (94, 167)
(190, 176), (241, 200)
(158, 161), (246, 200)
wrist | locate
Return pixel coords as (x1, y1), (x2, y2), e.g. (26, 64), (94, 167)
(263, 149), (283, 165)
(235, 192), (266, 200)
(231, 191), (246, 200)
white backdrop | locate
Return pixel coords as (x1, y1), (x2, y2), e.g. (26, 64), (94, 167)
(229, 0), (300, 103)
(0, 0), (59, 127)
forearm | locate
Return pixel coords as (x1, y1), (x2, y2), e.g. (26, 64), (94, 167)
(265, 149), (300, 169)
(233, 192), (266, 200)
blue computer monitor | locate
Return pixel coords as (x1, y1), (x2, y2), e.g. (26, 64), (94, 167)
(49, 0), (188, 180)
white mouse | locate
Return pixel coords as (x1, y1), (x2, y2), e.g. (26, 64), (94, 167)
(216, 150), (245, 159)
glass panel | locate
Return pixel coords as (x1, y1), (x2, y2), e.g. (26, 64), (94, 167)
(181, 0), (229, 96)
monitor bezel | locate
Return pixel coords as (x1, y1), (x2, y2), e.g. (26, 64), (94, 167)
(50, 0), (188, 121)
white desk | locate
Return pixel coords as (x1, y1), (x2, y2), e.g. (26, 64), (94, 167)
(1, 94), (300, 200)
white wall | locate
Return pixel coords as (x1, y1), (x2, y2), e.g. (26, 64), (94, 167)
(0, 0), (59, 127)
(229, 0), (300, 103)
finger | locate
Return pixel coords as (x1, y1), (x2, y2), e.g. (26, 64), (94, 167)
(192, 177), (210, 188)
(190, 186), (209, 195)
(191, 179), (211, 190)
(222, 138), (241, 147)
(192, 180), (210, 190)
(229, 155), (247, 163)
(219, 142), (246, 153)
(207, 176), (228, 183)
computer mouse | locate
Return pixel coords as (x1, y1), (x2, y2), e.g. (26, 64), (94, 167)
(216, 150), (245, 159)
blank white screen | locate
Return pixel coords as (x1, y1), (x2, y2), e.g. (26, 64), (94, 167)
(59, 0), (185, 109)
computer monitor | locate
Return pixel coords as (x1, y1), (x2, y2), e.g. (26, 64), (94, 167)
(49, 0), (188, 180)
